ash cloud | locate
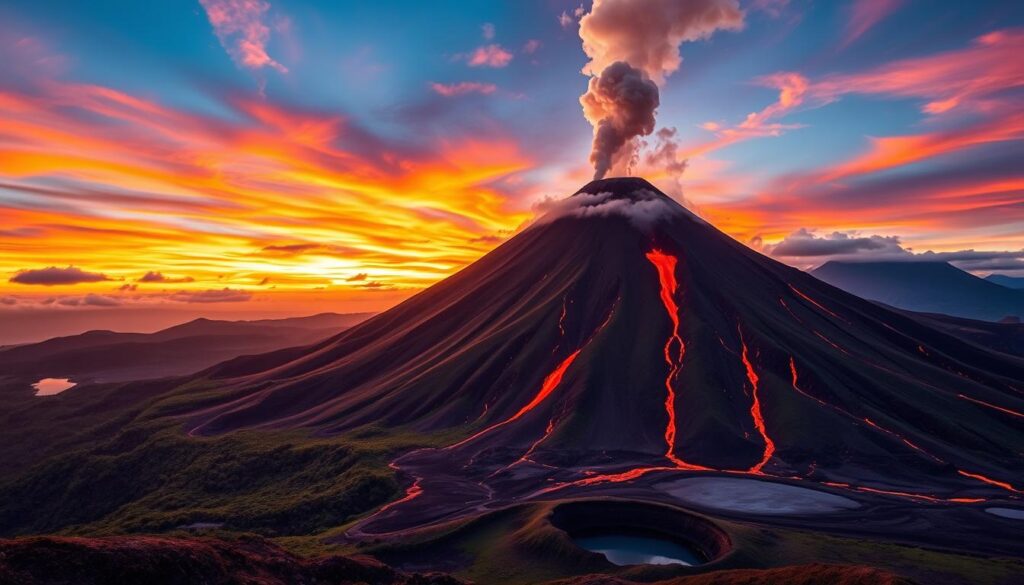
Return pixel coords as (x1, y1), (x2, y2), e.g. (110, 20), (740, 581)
(577, 0), (744, 179)
(10, 266), (111, 286)
(580, 62), (659, 180)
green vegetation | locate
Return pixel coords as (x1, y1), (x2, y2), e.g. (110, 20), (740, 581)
(0, 423), (398, 537)
(0, 374), (456, 541)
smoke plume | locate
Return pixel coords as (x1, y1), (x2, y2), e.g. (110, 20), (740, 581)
(578, 0), (744, 179)
(580, 62), (659, 180)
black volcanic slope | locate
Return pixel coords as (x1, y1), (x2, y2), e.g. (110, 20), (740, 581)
(185, 178), (1024, 530)
(812, 260), (1024, 322)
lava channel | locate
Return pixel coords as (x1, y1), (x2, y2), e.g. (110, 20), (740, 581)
(792, 357), (1020, 498)
(739, 326), (775, 474)
(449, 349), (582, 449)
(646, 249), (707, 471)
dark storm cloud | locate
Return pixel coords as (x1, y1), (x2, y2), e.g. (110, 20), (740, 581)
(10, 266), (111, 286)
(138, 271), (195, 283)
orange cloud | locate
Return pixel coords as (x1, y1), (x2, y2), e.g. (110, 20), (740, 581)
(820, 111), (1024, 182)
(0, 78), (534, 308)
(815, 29), (1024, 114)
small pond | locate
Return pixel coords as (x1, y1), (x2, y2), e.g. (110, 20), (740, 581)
(573, 532), (704, 566)
(986, 507), (1024, 520)
(33, 378), (76, 396)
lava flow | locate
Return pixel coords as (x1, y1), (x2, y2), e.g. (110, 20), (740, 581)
(645, 249), (704, 470)
(957, 393), (1024, 419)
(957, 470), (1023, 495)
(739, 325), (775, 474)
(788, 284), (847, 322)
(379, 477), (423, 512)
(791, 357), (1020, 497)
(449, 349), (582, 449)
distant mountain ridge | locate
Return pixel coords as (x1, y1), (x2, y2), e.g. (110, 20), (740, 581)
(811, 261), (1024, 322)
(0, 312), (373, 385)
(987, 274), (1024, 289)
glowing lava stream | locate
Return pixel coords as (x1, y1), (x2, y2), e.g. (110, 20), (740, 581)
(791, 357), (1021, 497)
(448, 349), (582, 450)
(957, 470), (1024, 495)
(957, 393), (1024, 419)
(739, 326), (775, 474)
(379, 477), (423, 512)
(645, 249), (706, 471)
(788, 284), (847, 323)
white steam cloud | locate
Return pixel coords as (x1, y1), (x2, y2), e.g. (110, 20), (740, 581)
(534, 187), (704, 231)
(578, 0), (744, 179)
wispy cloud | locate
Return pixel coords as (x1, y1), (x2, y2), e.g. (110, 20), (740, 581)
(463, 44), (514, 68)
(198, 0), (288, 73)
(840, 0), (903, 49)
(430, 81), (498, 97)
(169, 288), (252, 303)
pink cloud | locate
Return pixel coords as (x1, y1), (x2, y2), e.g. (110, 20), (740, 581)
(466, 44), (514, 68)
(841, 0), (903, 48)
(688, 28), (1024, 160)
(816, 29), (1024, 114)
(523, 39), (542, 55)
(199, 0), (287, 73)
(430, 81), (498, 97)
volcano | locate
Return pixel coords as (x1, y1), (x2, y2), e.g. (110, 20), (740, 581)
(186, 178), (1024, 532)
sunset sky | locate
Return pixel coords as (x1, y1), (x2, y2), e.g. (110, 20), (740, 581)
(1, 0), (1022, 343)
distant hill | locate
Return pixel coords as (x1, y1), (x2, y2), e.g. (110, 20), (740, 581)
(811, 261), (1024, 322)
(902, 311), (1024, 358)
(0, 312), (373, 385)
(986, 274), (1024, 289)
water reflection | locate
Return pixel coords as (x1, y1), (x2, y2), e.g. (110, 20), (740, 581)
(573, 533), (703, 566)
(33, 378), (76, 396)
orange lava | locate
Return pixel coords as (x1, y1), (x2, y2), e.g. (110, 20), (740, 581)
(379, 478), (423, 512)
(450, 349), (581, 449)
(957, 393), (1024, 419)
(821, 481), (945, 503)
(861, 417), (943, 463)
(534, 465), (677, 495)
(789, 357), (826, 406)
(791, 359), (1015, 499)
(557, 295), (568, 339)
(515, 416), (557, 466)
(789, 284), (846, 321)
(739, 326), (775, 474)
(957, 470), (1023, 495)
(646, 249), (706, 471)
